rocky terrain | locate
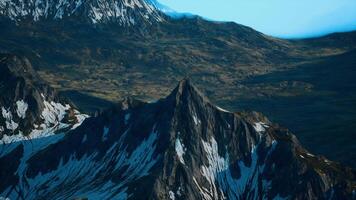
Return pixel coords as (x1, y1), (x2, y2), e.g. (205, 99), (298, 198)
(0, 7), (354, 102)
(0, 79), (355, 200)
(0, 0), (355, 199)
(0, 0), (163, 25)
(0, 54), (87, 143)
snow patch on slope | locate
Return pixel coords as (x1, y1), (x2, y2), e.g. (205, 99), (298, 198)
(192, 111), (201, 126)
(0, 123), (69, 144)
(253, 122), (269, 133)
(195, 137), (279, 200)
(41, 99), (70, 126)
(169, 191), (175, 200)
(1, 94), (88, 144)
(1, 107), (18, 131)
(0, 125), (160, 199)
(16, 100), (28, 119)
(121, 126), (160, 177)
(175, 135), (186, 164)
(200, 137), (228, 199)
(71, 110), (89, 130)
(216, 106), (230, 113)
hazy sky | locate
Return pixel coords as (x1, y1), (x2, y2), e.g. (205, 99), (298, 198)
(158, 0), (356, 38)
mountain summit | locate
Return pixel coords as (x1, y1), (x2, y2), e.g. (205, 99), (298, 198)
(0, 79), (355, 199)
(0, 54), (87, 143)
(0, 0), (164, 25)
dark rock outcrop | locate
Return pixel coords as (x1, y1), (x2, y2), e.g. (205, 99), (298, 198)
(0, 54), (87, 142)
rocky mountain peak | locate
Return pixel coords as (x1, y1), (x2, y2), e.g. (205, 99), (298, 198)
(167, 78), (210, 108)
(0, 79), (355, 199)
(0, 54), (39, 84)
(0, 54), (87, 143)
(175, 78), (199, 97)
(0, 0), (164, 25)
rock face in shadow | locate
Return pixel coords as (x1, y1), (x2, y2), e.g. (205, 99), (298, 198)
(0, 79), (355, 200)
(0, 54), (87, 143)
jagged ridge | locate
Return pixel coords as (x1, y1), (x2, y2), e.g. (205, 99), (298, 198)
(0, 54), (88, 143)
(0, 79), (355, 199)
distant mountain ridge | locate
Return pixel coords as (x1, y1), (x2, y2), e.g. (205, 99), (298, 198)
(0, 0), (164, 25)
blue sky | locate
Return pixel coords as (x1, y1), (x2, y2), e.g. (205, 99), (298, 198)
(157, 0), (356, 38)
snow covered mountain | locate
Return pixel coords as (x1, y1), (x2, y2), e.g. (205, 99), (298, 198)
(0, 54), (87, 144)
(0, 79), (355, 199)
(0, 0), (164, 25)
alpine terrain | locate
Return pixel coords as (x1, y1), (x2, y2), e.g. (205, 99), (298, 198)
(0, 78), (355, 199)
(0, 54), (87, 143)
(0, 0), (163, 25)
(0, 0), (355, 199)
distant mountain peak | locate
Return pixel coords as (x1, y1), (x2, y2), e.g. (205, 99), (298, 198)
(0, 0), (164, 25)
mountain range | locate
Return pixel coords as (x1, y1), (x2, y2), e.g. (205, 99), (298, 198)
(0, 0), (356, 199)
(0, 59), (355, 199)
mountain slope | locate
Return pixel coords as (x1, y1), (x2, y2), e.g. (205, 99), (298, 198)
(0, 0), (355, 103)
(0, 79), (354, 199)
(0, 0), (163, 25)
(0, 0), (355, 171)
(1, 12), (354, 104)
(0, 54), (87, 143)
(0, 15), (308, 102)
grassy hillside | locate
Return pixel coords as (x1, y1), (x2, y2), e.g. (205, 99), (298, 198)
(0, 17), (355, 167)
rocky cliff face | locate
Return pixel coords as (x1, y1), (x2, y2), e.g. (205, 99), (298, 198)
(0, 54), (87, 143)
(0, 79), (354, 199)
(0, 0), (163, 25)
